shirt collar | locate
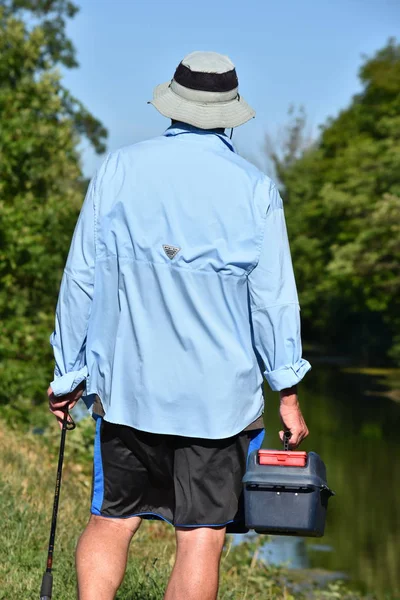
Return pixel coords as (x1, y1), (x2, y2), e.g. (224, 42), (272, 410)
(164, 122), (236, 153)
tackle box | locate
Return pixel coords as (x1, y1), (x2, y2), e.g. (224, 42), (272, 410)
(243, 442), (334, 537)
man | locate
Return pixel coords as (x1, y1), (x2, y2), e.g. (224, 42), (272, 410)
(48, 51), (311, 600)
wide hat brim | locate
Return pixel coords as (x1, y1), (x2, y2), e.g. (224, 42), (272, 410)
(150, 82), (256, 129)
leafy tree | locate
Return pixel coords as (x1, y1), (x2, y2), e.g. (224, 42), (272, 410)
(0, 2), (107, 420)
(269, 40), (400, 364)
(0, 0), (107, 152)
(1, 0), (80, 67)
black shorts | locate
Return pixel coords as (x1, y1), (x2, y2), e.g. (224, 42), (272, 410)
(90, 416), (265, 532)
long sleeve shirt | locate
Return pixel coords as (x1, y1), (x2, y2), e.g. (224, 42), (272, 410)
(50, 123), (311, 439)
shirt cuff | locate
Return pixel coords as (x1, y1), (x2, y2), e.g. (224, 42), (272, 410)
(264, 359), (311, 392)
(50, 366), (88, 397)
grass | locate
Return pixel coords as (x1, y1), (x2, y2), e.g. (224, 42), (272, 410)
(0, 418), (372, 600)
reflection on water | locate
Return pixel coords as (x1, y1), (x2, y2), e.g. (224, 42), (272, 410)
(307, 544), (333, 553)
(233, 532), (310, 569)
(259, 535), (309, 570)
(251, 364), (400, 599)
(232, 531), (348, 592)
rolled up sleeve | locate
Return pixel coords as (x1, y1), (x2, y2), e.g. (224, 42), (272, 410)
(49, 176), (97, 397)
(248, 183), (311, 391)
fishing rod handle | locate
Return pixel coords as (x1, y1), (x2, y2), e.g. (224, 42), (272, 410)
(40, 571), (53, 599)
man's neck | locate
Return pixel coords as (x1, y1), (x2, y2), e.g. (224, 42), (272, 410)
(171, 120), (226, 135)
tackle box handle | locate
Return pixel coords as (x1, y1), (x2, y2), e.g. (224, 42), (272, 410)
(283, 430), (292, 451)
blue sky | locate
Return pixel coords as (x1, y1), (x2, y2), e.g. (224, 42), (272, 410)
(63, 0), (400, 177)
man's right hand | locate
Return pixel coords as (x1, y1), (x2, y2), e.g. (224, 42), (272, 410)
(48, 381), (85, 429)
(279, 386), (309, 449)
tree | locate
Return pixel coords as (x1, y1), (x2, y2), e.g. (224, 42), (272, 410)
(269, 40), (400, 364)
(0, 0), (107, 152)
(0, 3), (107, 420)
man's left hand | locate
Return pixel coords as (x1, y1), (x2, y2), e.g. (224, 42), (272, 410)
(48, 382), (85, 429)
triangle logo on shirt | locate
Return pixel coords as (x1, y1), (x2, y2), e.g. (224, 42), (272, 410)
(163, 245), (181, 260)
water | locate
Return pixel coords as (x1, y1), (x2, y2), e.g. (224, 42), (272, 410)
(247, 364), (400, 599)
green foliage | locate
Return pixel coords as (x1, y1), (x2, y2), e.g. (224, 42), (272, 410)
(0, 3), (107, 412)
(0, 0), (80, 67)
(270, 40), (400, 363)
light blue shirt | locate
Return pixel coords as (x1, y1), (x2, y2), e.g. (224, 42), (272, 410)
(50, 123), (311, 439)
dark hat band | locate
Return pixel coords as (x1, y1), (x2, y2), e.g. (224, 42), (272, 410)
(173, 62), (239, 93)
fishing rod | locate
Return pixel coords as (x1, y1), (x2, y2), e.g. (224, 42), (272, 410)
(40, 410), (75, 600)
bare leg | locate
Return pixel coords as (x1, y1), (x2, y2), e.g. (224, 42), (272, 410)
(164, 527), (226, 600)
(76, 514), (141, 600)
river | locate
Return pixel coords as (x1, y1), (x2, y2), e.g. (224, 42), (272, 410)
(247, 363), (400, 599)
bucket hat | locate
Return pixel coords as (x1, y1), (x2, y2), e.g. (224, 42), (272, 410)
(150, 51), (255, 129)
